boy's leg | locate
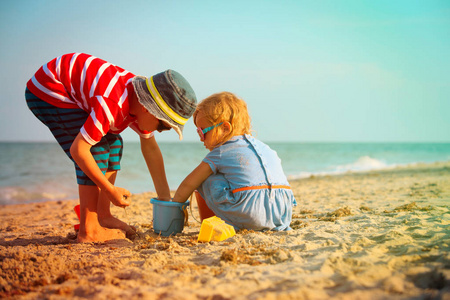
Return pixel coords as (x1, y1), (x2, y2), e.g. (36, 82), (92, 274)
(77, 184), (125, 243)
(26, 89), (126, 242)
(97, 170), (136, 237)
(92, 133), (135, 236)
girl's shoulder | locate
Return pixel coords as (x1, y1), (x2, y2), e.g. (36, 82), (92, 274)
(219, 135), (272, 151)
(207, 136), (246, 157)
(243, 134), (273, 149)
(219, 135), (248, 149)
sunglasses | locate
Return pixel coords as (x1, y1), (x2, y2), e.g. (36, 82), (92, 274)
(197, 122), (223, 141)
(157, 120), (172, 132)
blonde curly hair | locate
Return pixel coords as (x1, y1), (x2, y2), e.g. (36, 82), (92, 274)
(194, 92), (252, 147)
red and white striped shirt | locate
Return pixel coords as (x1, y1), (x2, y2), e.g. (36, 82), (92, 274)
(26, 53), (153, 145)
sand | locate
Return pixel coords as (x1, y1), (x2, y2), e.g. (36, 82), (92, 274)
(1, 162), (449, 299)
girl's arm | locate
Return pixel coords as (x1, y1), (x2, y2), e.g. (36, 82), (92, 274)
(140, 136), (171, 201)
(172, 162), (213, 203)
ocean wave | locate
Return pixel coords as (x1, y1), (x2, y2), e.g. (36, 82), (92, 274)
(287, 156), (395, 180)
(334, 156), (392, 172)
(0, 186), (73, 205)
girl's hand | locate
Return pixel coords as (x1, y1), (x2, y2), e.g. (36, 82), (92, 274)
(108, 186), (131, 208)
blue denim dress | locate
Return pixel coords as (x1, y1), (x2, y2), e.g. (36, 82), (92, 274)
(198, 135), (297, 231)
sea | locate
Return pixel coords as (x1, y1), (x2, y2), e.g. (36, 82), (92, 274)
(1, 141), (449, 205)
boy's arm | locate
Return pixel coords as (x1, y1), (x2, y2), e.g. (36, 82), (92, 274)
(172, 162), (213, 203)
(140, 136), (171, 201)
(70, 133), (131, 207)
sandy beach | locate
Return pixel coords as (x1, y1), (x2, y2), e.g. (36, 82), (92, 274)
(1, 162), (449, 299)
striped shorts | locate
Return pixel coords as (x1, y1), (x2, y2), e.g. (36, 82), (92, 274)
(25, 88), (123, 186)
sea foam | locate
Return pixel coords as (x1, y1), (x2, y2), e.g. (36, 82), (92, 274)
(288, 156), (395, 180)
(334, 156), (392, 172)
(0, 186), (72, 205)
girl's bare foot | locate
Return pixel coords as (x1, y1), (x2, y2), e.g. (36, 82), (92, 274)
(77, 225), (125, 243)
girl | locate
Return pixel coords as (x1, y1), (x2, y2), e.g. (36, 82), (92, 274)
(172, 92), (296, 231)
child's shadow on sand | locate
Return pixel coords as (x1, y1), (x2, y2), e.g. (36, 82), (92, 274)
(0, 235), (133, 247)
(0, 235), (74, 247)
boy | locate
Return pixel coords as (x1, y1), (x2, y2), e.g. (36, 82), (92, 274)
(26, 53), (197, 242)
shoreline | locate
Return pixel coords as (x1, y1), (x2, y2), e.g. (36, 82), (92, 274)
(2, 159), (449, 207)
(1, 161), (449, 299)
(288, 159), (450, 180)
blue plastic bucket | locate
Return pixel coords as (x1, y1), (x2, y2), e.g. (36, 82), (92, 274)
(150, 198), (189, 236)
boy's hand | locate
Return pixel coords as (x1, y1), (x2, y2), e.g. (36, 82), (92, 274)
(108, 186), (131, 208)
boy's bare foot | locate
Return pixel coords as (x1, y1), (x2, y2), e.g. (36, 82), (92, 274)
(99, 215), (137, 239)
(77, 226), (125, 243)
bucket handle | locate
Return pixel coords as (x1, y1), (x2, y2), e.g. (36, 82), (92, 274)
(188, 193), (202, 224)
(181, 201), (189, 226)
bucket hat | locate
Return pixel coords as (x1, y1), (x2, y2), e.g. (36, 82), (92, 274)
(132, 70), (197, 140)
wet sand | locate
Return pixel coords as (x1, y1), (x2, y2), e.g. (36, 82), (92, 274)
(1, 162), (449, 299)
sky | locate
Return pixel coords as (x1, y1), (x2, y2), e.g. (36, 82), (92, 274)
(1, 0), (449, 143)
